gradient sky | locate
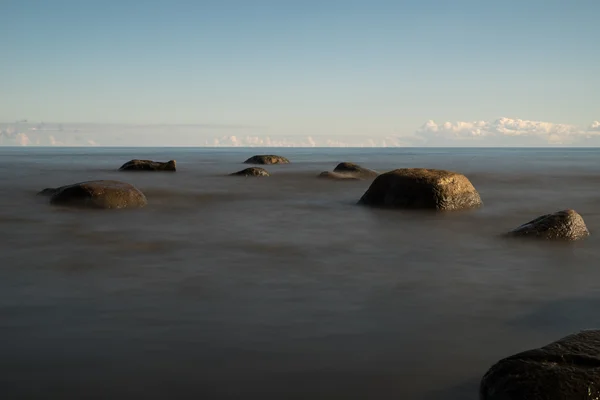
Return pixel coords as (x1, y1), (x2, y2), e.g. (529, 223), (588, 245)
(1, 0), (598, 141)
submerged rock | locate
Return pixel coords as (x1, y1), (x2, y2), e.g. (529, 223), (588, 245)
(333, 162), (378, 179)
(37, 188), (57, 197)
(230, 167), (270, 177)
(317, 171), (360, 180)
(243, 155), (290, 165)
(40, 180), (147, 209)
(118, 159), (176, 171)
(480, 330), (600, 400)
(358, 168), (482, 211)
(507, 209), (589, 241)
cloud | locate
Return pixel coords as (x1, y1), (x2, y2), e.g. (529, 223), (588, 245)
(203, 135), (406, 147)
(416, 117), (600, 145)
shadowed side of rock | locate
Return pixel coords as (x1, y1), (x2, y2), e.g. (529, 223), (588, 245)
(243, 155), (290, 165)
(332, 162), (378, 179)
(506, 209), (589, 241)
(480, 330), (600, 400)
(118, 159), (176, 171)
(230, 167), (270, 177)
(358, 168), (482, 211)
(40, 180), (147, 209)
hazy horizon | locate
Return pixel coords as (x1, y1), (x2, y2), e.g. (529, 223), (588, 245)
(1, 0), (598, 147)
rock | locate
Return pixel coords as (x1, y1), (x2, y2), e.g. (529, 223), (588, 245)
(41, 180), (147, 209)
(230, 167), (270, 177)
(333, 162), (378, 179)
(358, 168), (482, 211)
(118, 159), (176, 171)
(480, 330), (600, 399)
(506, 209), (589, 241)
(317, 171), (360, 180)
(244, 155), (290, 165)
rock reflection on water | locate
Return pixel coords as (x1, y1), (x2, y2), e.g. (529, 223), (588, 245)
(1, 148), (600, 399)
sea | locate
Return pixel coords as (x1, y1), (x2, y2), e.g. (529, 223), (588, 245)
(1, 146), (600, 400)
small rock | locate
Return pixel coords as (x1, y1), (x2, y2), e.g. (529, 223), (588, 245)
(244, 155), (290, 165)
(480, 330), (600, 399)
(333, 162), (378, 179)
(230, 167), (270, 177)
(40, 180), (147, 209)
(507, 209), (589, 240)
(358, 168), (482, 211)
(317, 171), (359, 180)
(119, 159), (176, 171)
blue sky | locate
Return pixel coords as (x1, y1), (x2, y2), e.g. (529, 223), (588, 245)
(0, 0), (598, 145)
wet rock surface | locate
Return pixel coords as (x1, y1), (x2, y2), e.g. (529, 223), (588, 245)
(119, 159), (176, 171)
(480, 330), (600, 400)
(243, 155), (290, 165)
(230, 167), (270, 177)
(358, 168), (482, 211)
(507, 209), (589, 241)
(40, 180), (147, 209)
(332, 162), (378, 179)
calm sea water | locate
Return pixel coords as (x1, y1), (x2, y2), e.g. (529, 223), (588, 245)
(1, 147), (600, 399)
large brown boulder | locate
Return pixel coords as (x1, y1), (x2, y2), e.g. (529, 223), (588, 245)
(333, 162), (378, 179)
(317, 171), (359, 180)
(244, 155), (290, 165)
(358, 168), (482, 211)
(507, 209), (589, 241)
(118, 159), (176, 171)
(230, 167), (270, 177)
(38, 180), (147, 209)
(480, 330), (600, 399)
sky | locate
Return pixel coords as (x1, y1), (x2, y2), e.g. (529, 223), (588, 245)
(0, 0), (599, 146)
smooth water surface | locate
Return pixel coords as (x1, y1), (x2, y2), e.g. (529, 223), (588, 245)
(1, 147), (600, 399)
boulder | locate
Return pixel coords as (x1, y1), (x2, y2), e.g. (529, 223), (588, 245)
(333, 162), (378, 179)
(480, 330), (600, 399)
(118, 159), (176, 171)
(244, 155), (290, 165)
(230, 167), (270, 177)
(317, 171), (359, 180)
(358, 168), (482, 211)
(37, 188), (57, 197)
(506, 209), (589, 241)
(39, 180), (147, 209)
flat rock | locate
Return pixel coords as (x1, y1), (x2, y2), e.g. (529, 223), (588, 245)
(118, 159), (176, 171)
(333, 162), (378, 179)
(39, 180), (147, 209)
(480, 330), (600, 399)
(506, 209), (589, 241)
(230, 167), (270, 177)
(317, 171), (359, 180)
(243, 155), (290, 165)
(358, 168), (482, 211)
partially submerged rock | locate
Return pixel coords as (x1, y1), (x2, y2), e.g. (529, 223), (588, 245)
(118, 159), (176, 171)
(333, 162), (378, 179)
(358, 168), (482, 211)
(230, 167), (270, 177)
(39, 180), (147, 209)
(507, 209), (589, 241)
(37, 188), (57, 197)
(244, 155), (290, 165)
(317, 171), (359, 180)
(480, 330), (600, 399)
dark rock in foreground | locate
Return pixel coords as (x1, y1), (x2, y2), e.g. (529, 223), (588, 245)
(317, 171), (359, 180)
(244, 155), (290, 165)
(39, 180), (147, 209)
(230, 167), (270, 177)
(507, 209), (589, 241)
(119, 159), (176, 171)
(333, 162), (378, 179)
(480, 330), (600, 400)
(358, 168), (482, 211)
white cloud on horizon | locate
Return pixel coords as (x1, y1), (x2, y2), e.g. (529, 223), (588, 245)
(415, 117), (600, 145)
